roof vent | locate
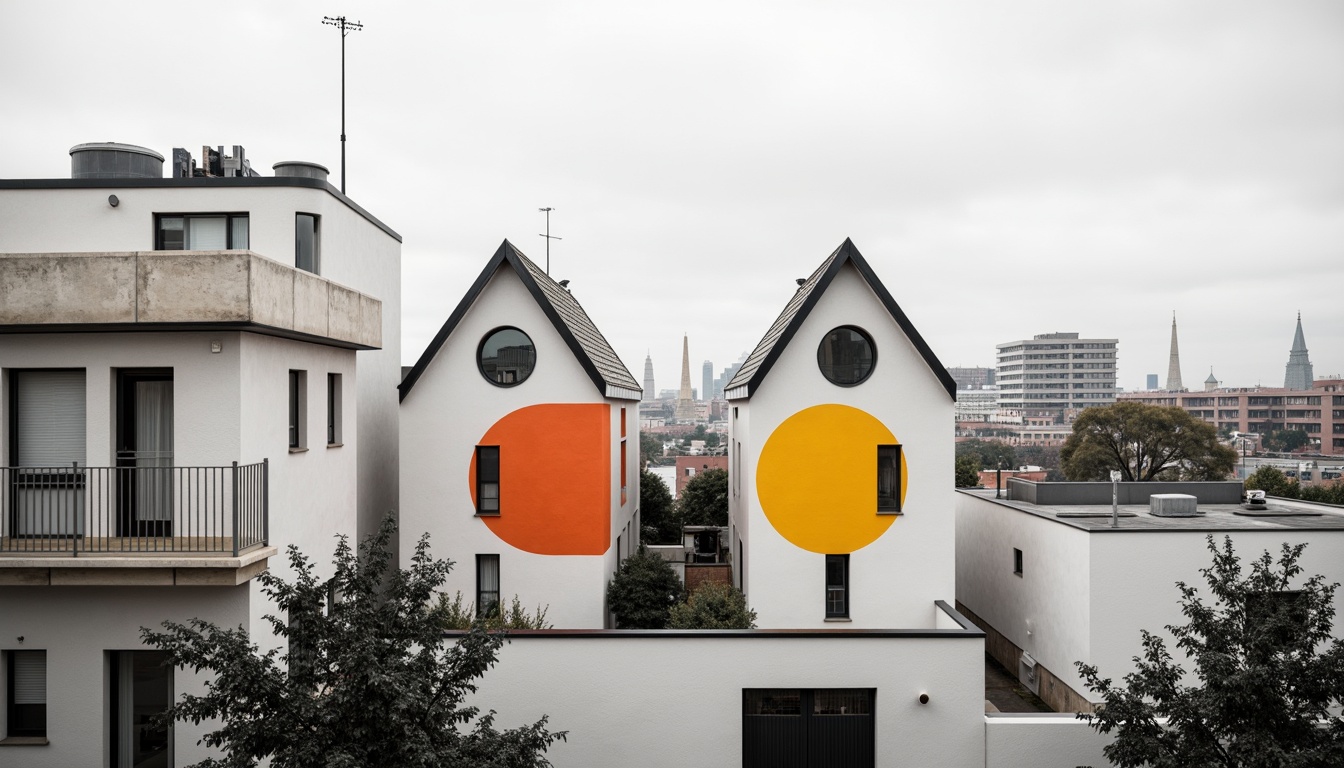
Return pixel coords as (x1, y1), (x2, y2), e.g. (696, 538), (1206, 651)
(69, 143), (164, 179)
(1149, 493), (1199, 517)
(273, 160), (330, 183)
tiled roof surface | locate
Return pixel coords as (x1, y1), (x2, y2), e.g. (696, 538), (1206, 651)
(725, 245), (839, 391)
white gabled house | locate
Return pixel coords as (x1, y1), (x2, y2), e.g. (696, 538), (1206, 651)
(398, 240), (641, 629)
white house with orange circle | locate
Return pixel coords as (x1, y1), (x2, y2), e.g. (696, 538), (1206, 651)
(725, 239), (959, 629)
(398, 241), (642, 629)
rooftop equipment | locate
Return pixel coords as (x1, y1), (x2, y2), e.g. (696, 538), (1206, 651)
(69, 143), (164, 179)
(1149, 493), (1199, 517)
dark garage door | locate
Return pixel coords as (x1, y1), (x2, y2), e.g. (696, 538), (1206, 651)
(743, 688), (875, 768)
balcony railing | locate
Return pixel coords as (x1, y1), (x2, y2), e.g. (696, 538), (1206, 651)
(1, 460), (267, 557)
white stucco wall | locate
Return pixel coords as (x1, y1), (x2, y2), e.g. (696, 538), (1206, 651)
(399, 266), (635, 628)
(984, 714), (1114, 768)
(0, 586), (248, 767)
(467, 630), (985, 768)
(733, 264), (956, 629)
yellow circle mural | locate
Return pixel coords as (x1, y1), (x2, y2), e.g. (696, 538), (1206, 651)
(757, 404), (908, 554)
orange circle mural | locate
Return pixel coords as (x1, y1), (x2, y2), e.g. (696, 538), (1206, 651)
(469, 403), (611, 555)
(756, 404), (907, 554)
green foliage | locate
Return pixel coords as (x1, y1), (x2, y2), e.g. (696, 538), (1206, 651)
(1061, 402), (1237, 481)
(678, 468), (729, 527)
(1077, 536), (1344, 768)
(606, 547), (683, 629)
(141, 516), (564, 768)
(955, 438), (1017, 471)
(639, 432), (665, 467)
(1262, 429), (1311, 454)
(668, 582), (757, 629)
(1016, 444), (1061, 472)
(438, 592), (552, 631)
(955, 454), (982, 488)
(1245, 465), (1300, 498)
(1300, 482), (1344, 505)
(639, 469), (679, 544)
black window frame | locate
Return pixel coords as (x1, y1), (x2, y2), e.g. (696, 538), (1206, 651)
(295, 213), (320, 274)
(816, 325), (877, 387)
(1013, 548), (1023, 577)
(288, 370), (307, 450)
(476, 554), (501, 618)
(476, 445), (500, 515)
(876, 444), (902, 514)
(6, 650), (47, 738)
(154, 213), (250, 250)
(476, 326), (537, 388)
(326, 373), (342, 446)
(825, 554), (849, 619)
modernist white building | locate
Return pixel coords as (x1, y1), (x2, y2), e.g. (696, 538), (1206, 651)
(0, 143), (401, 766)
(995, 332), (1118, 417)
(956, 480), (1344, 713)
(398, 241), (641, 629)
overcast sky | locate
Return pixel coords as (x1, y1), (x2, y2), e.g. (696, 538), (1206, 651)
(4, 1), (1340, 394)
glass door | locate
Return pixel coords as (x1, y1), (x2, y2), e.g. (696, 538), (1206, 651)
(111, 651), (173, 768)
(116, 371), (174, 537)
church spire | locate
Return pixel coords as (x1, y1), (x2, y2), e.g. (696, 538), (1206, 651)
(1164, 312), (1184, 391)
(1284, 312), (1314, 390)
(642, 352), (656, 403)
(675, 334), (697, 422)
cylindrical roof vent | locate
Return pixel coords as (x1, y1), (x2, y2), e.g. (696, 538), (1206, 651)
(272, 161), (330, 183)
(69, 143), (165, 179)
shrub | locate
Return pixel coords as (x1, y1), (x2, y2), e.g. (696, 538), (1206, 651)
(668, 582), (757, 629)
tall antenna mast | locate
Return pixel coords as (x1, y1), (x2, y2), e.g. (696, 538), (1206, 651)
(321, 15), (363, 194)
(538, 207), (562, 275)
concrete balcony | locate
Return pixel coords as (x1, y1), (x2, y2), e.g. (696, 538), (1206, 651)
(0, 250), (380, 349)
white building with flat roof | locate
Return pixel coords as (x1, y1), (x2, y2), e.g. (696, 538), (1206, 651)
(995, 333), (1117, 417)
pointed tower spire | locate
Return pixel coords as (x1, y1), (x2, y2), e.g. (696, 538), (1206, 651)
(642, 352), (656, 402)
(1165, 312), (1184, 391)
(1284, 312), (1314, 390)
(675, 334), (697, 422)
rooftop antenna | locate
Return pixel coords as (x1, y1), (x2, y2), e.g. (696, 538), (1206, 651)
(538, 207), (562, 275)
(321, 15), (363, 194)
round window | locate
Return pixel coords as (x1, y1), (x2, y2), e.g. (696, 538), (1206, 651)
(478, 327), (536, 387)
(817, 326), (875, 386)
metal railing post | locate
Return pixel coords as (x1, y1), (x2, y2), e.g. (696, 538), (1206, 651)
(72, 462), (79, 558)
(263, 458), (270, 546)
(232, 461), (240, 557)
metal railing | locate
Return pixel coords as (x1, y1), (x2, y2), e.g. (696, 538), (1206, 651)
(0, 460), (268, 557)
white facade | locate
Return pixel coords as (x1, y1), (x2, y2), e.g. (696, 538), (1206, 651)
(995, 333), (1117, 414)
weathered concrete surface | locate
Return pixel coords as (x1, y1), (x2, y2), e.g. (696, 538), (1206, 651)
(0, 251), (380, 348)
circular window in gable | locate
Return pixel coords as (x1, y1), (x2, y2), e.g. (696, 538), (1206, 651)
(478, 327), (536, 387)
(817, 326), (875, 386)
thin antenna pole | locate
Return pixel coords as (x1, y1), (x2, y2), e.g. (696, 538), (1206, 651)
(538, 207), (562, 275)
(322, 15), (363, 194)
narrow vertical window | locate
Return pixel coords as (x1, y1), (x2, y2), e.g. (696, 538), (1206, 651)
(476, 555), (500, 617)
(1013, 548), (1023, 577)
(877, 445), (901, 513)
(288, 370), (307, 449)
(296, 213), (320, 274)
(825, 554), (849, 619)
(620, 407), (628, 505)
(7, 650), (47, 738)
(476, 446), (500, 514)
(326, 373), (342, 446)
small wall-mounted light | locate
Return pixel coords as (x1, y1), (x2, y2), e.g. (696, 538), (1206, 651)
(17, 636), (24, 643)
(210, 340), (223, 354)
(108, 194), (120, 208)
(918, 693), (929, 704)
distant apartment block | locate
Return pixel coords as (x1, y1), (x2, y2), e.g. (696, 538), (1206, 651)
(995, 333), (1117, 417)
(946, 366), (995, 390)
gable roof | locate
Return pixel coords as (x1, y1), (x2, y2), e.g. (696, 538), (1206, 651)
(399, 240), (641, 402)
(724, 238), (956, 401)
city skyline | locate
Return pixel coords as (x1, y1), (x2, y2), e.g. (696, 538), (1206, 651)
(3, 2), (1340, 393)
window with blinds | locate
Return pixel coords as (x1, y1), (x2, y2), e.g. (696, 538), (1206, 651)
(476, 555), (500, 618)
(7, 650), (47, 737)
(155, 213), (249, 250)
(14, 370), (87, 467)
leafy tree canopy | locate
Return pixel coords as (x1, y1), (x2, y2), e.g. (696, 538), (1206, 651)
(955, 454), (982, 488)
(1078, 535), (1344, 768)
(141, 517), (564, 768)
(639, 469), (679, 545)
(955, 438), (1017, 471)
(1262, 429), (1311, 454)
(606, 548), (683, 629)
(1061, 402), (1237, 481)
(668, 582), (757, 629)
(1246, 467), (1344, 505)
(639, 432), (665, 467)
(678, 468), (728, 527)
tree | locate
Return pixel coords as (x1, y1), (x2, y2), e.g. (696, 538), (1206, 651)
(1262, 429), (1310, 454)
(1060, 402), (1237, 482)
(606, 547), (683, 629)
(141, 517), (564, 768)
(1077, 536), (1344, 768)
(955, 438), (1017, 471)
(668, 582), (757, 629)
(639, 432), (664, 467)
(1016, 444), (1061, 472)
(677, 468), (728, 527)
(439, 593), (552, 631)
(639, 469), (679, 545)
(955, 454), (982, 488)
(1245, 465), (1299, 499)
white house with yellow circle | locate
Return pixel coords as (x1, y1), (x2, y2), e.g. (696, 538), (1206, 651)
(725, 239), (958, 629)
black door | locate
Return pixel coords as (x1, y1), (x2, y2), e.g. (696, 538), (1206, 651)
(116, 370), (174, 537)
(743, 688), (874, 768)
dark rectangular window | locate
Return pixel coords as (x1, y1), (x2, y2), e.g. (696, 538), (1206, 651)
(296, 213), (320, 274)
(825, 554), (849, 619)
(288, 370), (307, 449)
(155, 213), (248, 250)
(476, 446), (500, 514)
(620, 407), (628, 504)
(743, 688), (874, 768)
(326, 374), (342, 446)
(110, 651), (171, 767)
(6, 650), (46, 738)
(1013, 548), (1023, 576)
(476, 554), (500, 617)
(877, 445), (901, 513)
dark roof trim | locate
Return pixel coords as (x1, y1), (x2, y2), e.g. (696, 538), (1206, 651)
(0, 177), (401, 243)
(399, 240), (640, 402)
(444, 628), (984, 639)
(728, 239), (956, 400)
